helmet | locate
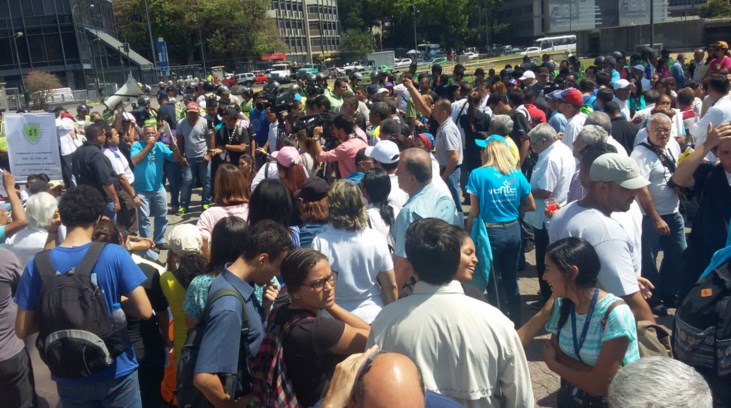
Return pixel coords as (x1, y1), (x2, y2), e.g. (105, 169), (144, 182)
(289, 84), (301, 94)
(217, 85), (230, 94)
(432, 64), (442, 73)
(242, 86), (254, 97)
(77, 104), (90, 113)
(203, 81), (215, 92)
(315, 73), (326, 81)
(166, 85), (178, 93)
(594, 56), (606, 66)
(137, 95), (151, 106)
(641, 47), (655, 56)
(265, 81), (280, 93)
(305, 73), (316, 83)
(143, 84), (152, 93)
(611, 50), (624, 59)
(350, 72), (363, 81)
(158, 81), (166, 88)
(454, 64), (466, 74)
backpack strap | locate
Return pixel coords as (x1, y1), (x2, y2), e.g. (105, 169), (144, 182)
(601, 299), (626, 328)
(34, 242), (108, 282)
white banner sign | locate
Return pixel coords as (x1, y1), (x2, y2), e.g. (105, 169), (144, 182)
(5, 113), (63, 183)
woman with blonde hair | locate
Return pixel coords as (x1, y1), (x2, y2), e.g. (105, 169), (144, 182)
(466, 136), (535, 325)
(311, 180), (398, 323)
(196, 163), (249, 240)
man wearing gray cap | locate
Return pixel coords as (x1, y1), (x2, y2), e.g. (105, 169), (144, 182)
(548, 152), (656, 322)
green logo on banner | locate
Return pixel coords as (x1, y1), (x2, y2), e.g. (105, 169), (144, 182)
(23, 124), (41, 144)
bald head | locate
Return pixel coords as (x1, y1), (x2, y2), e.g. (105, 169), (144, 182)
(353, 353), (425, 408)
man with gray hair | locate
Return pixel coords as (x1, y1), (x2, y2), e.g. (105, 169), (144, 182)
(584, 111), (627, 156)
(391, 148), (456, 291)
(608, 357), (712, 408)
(630, 113), (686, 315)
(525, 123), (575, 305)
(489, 115), (520, 164)
(433, 99), (464, 225)
(567, 125), (611, 202)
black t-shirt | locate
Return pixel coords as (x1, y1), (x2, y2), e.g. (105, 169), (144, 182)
(72, 142), (119, 199)
(460, 111), (492, 170)
(277, 304), (344, 407)
(690, 163), (731, 248)
(214, 122), (251, 165)
(610, 117), (640, 154)
(126, 262), (168, 363)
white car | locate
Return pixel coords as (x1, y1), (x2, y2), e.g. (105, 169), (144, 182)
(463, 52), (479, 60)
(521, 47), (541, 55)
(394, 58), (413, 69)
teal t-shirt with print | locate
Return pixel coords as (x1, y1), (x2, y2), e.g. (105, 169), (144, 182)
(545, 293), (640, 367)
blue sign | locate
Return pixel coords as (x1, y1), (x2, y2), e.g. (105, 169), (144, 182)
(156, 37), (170, 76)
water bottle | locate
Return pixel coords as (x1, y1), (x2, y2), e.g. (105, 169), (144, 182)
(111, 302), (127, 332)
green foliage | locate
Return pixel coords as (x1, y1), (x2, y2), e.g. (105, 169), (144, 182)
(699, 0), (731, 18)
(338, 0), (367, 30)
(340, 29), (376, 59)
(114, 0), (285, 66)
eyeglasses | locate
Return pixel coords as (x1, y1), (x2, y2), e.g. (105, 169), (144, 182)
(304, 272), (338, 291)
(651, 127), (671, 135)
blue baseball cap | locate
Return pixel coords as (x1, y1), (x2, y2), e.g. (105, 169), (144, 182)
(475, 134), (509, 148)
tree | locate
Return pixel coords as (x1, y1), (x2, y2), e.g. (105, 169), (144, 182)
(699, 0), (731, 18)
(24, 71), (61, 111)
(338, 0), (368, 31)
(340, 29), (377, 59)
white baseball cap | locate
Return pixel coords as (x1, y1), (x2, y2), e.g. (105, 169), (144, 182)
(613, 79), (631, 90)
(365, 140), (400, 164)
(519, 70), (536, 81)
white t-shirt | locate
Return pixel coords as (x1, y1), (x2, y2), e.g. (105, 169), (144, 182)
(607, 136), (628, 157)
(312, 226), (394, 323)
(630, 143), (681, 215)
(393, 83), (411, 112)
(2, 227), (49, 266)
(267, 122), (278, 153)
(562, 113), (587, 150)
(524, 141), (575, 229)
(690, 97), (731, 161)
(610, 201), (643, 275)
(612, 96), (631, 120)
(103, 147), (135, 185)
(388, 174), (409, 211)
(547, 202), (640, 296)
(250, 161), (279, 193)
(366, 203), (399, 249)
(56, 117), (83, 156)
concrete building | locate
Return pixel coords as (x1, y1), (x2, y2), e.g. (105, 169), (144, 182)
(0, 0), (153, 96)
(495, 0), (669, 46)
(269, 0), (341, 63)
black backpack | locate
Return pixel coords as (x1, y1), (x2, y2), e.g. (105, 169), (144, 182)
(34, 242), (130, 378)
(674, 260), (731, 379)
(176, 287), (252, 408)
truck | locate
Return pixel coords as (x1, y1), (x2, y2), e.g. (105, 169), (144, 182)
(366, 51), (395, 72)
(268, 63), (292, 83)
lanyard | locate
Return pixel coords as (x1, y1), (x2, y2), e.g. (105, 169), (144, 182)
(570, 288), (599, 364)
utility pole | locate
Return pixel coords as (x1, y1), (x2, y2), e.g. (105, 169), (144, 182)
(649, 0), (655, 47)
(11, 32), (27, 108)
(412, 1), (418, 52)
(143, 0), (158, 80)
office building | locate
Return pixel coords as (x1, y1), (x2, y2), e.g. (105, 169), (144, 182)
(269, 0), (341, 62)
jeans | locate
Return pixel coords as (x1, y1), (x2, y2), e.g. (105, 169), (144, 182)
(57, 370), (142, 408)
(138, 188), (168, 245)
(61, 152), (77, 188)
(641, 212), (687, 304)
(117, 190), (139, 235)
(164, 160), (183, 208)
(104, 200), (117, 222)
(180, 157), (211, 208)
(535, 226), (551, 300)
(445, 166), (464, 225)
(0, 348), (36, 408)
(486, 221), (523, 326)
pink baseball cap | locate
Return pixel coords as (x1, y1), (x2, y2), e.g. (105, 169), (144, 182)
(271, 146), (301, 168)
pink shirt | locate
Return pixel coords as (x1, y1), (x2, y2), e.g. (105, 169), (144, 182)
(195, 203), (249, 238)
(318, 137), (368, 178)
(709, 56), (731, 75)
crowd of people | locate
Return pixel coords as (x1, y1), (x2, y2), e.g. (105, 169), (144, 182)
(0, 39), (730, 408)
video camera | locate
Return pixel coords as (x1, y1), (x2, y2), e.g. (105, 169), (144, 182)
(294, 112), (335, 143)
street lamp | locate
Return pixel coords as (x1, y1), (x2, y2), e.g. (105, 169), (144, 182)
(412, 1), (418, 53)
(11, 32), (28, 108)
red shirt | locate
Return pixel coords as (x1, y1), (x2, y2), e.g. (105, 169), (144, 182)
(524, 104), (547, 126)
(708, 56), (731, 75)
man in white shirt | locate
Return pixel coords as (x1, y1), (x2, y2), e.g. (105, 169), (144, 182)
(548, 152), (656, 322)
(434, 99), (465, 224)
(393, 74), (412, 114)
(369, 218), (534, 408)
(103, 126), (140, 234)
(630, 113), (686, 313)
(557, 88), (587, 149)
(631, 89), (658, 124)
(365, 140), (409, 210)
(690, 75), (731, 158)
(55, 107), (83, 188)
(612, 79), (632, 120)
(525, 124), (575, 303)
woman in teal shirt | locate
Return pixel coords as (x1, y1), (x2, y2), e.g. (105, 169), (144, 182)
(543, 237), (640, 407)
(466, 135), (534, 325)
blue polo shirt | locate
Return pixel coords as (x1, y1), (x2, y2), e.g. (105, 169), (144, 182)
(249, 108), (268, 146)
(131, 141), (175, 192)
(14, 243), (146, 385)
(390, 183), (456, 258)
(194, 266), (264, 395)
